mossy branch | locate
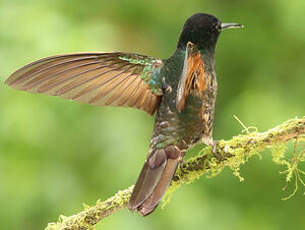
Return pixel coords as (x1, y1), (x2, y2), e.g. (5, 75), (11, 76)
(45, 117), (305, 230)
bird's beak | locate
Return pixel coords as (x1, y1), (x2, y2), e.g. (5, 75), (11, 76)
(221, 23), (244, 30)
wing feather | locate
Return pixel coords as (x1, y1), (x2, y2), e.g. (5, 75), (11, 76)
(6, 53), (163, 115)
(106, 75), (138, 106)
(22, 61), (104, 91)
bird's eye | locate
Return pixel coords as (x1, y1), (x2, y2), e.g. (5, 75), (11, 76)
(215, 22), (221, 31)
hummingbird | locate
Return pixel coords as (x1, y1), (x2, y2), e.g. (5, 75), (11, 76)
(5, 13), (243, 216)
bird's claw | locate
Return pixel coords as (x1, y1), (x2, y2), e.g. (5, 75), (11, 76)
(211, 140), (221, 160)
(179, 159), (188, 174)
(178, 151), (187, 173)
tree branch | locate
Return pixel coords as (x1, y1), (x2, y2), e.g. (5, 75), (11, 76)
(45, 117), (305, 230)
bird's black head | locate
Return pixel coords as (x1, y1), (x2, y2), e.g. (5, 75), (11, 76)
(177, 13), (242, 52)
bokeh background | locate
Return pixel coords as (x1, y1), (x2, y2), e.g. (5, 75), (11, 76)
(0, 0), (304, 229)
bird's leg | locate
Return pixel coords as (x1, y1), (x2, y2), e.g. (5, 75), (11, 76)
(202, 137), (221, 160)
(178, 150), (187, 173)
(212, 140), (220, 160)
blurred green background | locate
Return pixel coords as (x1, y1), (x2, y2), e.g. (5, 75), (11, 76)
(0, 0), (304, 229)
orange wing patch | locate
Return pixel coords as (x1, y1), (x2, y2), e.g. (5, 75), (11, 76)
(176, 42), (208, 112)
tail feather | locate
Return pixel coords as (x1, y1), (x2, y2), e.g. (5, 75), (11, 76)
(137, 158), (179, 216)
(128, 145), (180, 216)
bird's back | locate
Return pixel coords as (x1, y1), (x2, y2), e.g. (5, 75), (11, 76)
(151, 49), (217, 151)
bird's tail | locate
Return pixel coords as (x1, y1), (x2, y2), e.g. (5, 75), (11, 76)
(128, 145), (180, 216)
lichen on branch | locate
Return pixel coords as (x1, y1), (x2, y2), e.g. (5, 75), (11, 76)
(45, 117), (305, 230)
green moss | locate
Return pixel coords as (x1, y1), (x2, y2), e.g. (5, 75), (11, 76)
(274, 140), (305, 200)
(162, 117), (305, 207)
(272, 144), (289, 167)
(46, 117), (305, 230)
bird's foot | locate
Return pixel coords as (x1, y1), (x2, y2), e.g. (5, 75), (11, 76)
(211, 140), (221, 161)
(178, 150), (187, 173)
(202, 137), (221, 161)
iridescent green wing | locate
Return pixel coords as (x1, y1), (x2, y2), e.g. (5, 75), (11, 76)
(5, 52), (164, 115)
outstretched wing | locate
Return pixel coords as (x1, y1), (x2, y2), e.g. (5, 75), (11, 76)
(176, 42), (207, 112)
(5, 52), (164, 115)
